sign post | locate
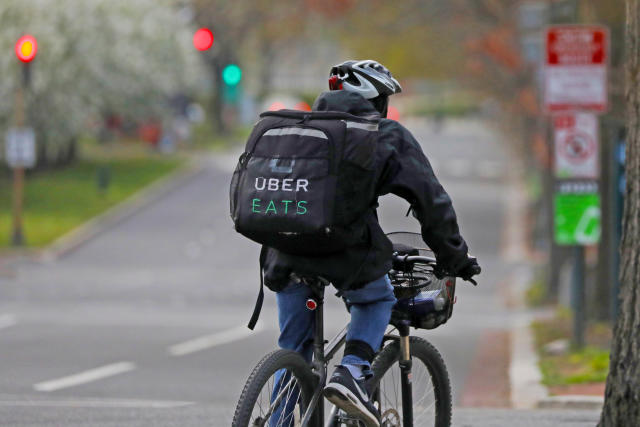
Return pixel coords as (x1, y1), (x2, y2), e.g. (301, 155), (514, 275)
(545, 25), (608, 348)
(9, 35), (38, 246)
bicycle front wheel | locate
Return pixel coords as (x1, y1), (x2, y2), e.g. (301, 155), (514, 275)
(232, 349), (317, 427)
(370, 337), (452, 427)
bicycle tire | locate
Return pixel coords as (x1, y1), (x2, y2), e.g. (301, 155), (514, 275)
(370, 337), (452, 427)
(232, 349), (318, 427)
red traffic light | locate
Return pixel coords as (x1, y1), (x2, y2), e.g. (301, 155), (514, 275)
(15, 35), (37, 63)
(193, 28), (214, 51)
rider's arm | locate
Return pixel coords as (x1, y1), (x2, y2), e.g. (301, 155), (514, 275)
(377, 120), (470, 272)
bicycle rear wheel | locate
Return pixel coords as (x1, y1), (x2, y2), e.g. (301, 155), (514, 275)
(370, 337), (452, 427)
(232, 349), (317, 427)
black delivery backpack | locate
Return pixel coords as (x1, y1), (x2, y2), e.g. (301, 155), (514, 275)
(230, 109), (380, 256)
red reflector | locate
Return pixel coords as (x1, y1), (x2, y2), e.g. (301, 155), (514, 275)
(329, 75), (343, 90)
(306, 299), (317, 310)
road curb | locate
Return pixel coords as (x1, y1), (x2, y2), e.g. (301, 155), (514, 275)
(38, 155), (209, 262)
(501, 158), (549, 409)
(537, 395), (604, 410)
(507, 271), (605, 411)
(508, 269), (549, 409)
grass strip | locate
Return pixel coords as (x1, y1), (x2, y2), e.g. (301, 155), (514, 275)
(531, 313), (610, 388)
(0, 156), (183, 248)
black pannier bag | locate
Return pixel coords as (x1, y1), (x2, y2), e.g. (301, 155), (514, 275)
(230, 109), (380, 256)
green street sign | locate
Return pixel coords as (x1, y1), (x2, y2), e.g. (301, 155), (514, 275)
(554, 192), (601, 245)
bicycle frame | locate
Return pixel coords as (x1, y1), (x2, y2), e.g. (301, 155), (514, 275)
(296, 281), (414, 427)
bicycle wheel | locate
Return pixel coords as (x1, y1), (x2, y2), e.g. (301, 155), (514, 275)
(370, 337), (452, 427)
(232, 349), (317, 427)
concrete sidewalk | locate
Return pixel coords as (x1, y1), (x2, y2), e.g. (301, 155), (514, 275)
(503, 156), (604, 413)
(454, 407), (600, 426)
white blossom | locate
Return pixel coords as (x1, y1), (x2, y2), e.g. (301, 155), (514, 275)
(0, 0), (204, 163)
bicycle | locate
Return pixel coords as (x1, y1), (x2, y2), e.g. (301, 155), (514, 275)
(232, 232), (476, 426)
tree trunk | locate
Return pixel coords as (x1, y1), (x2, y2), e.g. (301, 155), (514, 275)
(599, 0), (640, 425)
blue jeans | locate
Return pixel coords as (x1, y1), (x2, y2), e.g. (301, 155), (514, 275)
(270, 275), (396, 425)
(277, 274), (396, 366)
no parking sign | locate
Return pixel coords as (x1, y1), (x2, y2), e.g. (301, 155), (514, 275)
(553, 112), (599, 178)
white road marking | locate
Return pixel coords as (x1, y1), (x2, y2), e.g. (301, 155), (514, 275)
(33, 362), (136, 392)
(0, 398), (193, 408)
(0, 314), (17, 330)
(169, 321), (264, 356)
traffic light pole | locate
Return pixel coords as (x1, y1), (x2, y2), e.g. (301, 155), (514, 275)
(10, 64), (29, 246)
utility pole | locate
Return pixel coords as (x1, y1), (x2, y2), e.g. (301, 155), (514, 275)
(8, 35), (38, 246)
(11, 67), (26, 246)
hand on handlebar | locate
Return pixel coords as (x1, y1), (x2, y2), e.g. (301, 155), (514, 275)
(434, 256), (481, 285)
(458, 256), (481, 286)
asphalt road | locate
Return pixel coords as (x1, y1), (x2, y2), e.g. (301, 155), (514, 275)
(0, 118), (599, 426)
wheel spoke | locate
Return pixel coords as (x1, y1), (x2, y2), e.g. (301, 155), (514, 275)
(243, 364), (306, 427)
(373, 340), (448, 427)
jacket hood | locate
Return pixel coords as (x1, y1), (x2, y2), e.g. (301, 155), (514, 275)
(312, 91), (380, 119)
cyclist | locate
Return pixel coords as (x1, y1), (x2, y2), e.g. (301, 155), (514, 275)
(264, 60), (480, 426)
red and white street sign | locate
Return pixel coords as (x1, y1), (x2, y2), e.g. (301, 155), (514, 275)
(544, 25), (608, 113)
(553, 112), (599, 178)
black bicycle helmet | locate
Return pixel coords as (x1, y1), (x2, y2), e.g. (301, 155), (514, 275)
(329, 60), (402, 117)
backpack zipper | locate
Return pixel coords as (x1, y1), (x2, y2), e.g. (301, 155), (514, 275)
(247, 124), (336, 175)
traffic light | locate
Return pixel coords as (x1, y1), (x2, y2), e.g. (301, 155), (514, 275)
(222, 64), (242, 86)
(15, 35), (37, 63)
(193, 28), (214, 51)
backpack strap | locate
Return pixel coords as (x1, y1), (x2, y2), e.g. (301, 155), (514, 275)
(247, 246), (267, 330)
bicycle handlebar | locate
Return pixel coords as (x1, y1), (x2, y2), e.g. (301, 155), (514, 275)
(392, 254), (437, 265)
(391, 253), (479, 285)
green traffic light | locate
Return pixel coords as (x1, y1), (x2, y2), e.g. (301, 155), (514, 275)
(222, 64), (242, 86)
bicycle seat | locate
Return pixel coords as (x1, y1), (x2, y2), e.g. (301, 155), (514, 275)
(290, 272), (330, 291)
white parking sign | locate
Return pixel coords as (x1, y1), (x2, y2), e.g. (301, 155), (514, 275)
(553, 112), (599, 179)
(5, 127), (36, 168)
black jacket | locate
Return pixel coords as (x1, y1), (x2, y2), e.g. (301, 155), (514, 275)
(262, 91), (469, 291)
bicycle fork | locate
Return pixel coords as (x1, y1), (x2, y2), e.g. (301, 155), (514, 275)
(398, 321), (413, 427)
